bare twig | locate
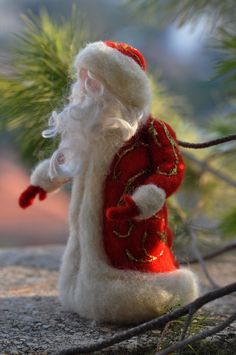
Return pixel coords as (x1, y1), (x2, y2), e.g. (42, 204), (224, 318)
(182, 151), (236, 188)
(190, 227), (219, 288)
(204, 146), (236, 164)
(58, 282), (236, 355)
(178, 134), (236, 149)
(155, 321), (173, 352)
(155, 312), (236, 355)
(179, 309), (194, 342)
(180, 240), (236, 265)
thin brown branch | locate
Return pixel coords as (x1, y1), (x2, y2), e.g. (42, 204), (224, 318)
(58, 282), (236, 355)
(155, 321), (173, 352)
(180, 240), (236, 265)
(179, 310), (194, 341)
(205, 147), (236, 164)
(156, 312), (236, 355)
(178, 134), (236, 149)
(182, 151), (236, 188)
(190, 227), (219, 288)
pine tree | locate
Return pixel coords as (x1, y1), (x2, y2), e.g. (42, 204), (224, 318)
(0, 8), (88, 164)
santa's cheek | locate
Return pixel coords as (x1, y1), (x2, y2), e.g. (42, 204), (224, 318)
(78, 68), (88, 81)
(85, 77), (104, 96)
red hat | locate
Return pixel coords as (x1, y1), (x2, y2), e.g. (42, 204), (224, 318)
(104, 40), (147, 71)
(74, 41), (151, 111)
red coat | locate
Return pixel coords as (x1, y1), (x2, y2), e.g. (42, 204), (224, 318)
(103, 116), (185, 273)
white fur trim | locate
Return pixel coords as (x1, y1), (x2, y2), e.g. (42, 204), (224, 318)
(74, 41), (151, 111)
(60, 265), (199, 325)
(132, 184), (166, 219)
(31, 159), (69, 193)
(58, 128), (199, 324)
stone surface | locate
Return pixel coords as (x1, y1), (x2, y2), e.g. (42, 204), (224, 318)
(0, 245), (235, 354)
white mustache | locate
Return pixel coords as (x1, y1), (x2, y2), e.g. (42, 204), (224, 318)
(42, 103), (88, 139)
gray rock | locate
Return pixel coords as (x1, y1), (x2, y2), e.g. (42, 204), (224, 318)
(0, 245), (235, 354)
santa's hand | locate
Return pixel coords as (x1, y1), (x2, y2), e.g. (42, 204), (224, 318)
(19, 185), (47, 209)
(106, 195), (140, 221)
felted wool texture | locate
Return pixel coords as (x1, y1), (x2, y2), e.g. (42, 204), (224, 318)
(132, 184), (166, 219)
(58, 119), (199, 324)
(30, 159), (68, 193)
(102, 118), (185, 272)
(143, 120), (186, 198)
(74, 41), (151, 112)
(31, 159), (57, 192)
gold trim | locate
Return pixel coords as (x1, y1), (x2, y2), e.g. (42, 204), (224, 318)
(119, 43), (143, 68)
(148, 120), (161, 146)
(112, 141), (148, 180)
(113, 143), (138, 180)
(142, 232), (158, 261)
(158, 231), (168, 244)
(125, 249), (154, 263)
(125, 231), (164, 264)
(123, 169), (148, 196)
(113, 221), (133, 239)
(117, 169), (148, 206)
(156, 120), (179, 176)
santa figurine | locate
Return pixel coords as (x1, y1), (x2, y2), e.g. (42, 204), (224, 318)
(19, 41), (199, 324)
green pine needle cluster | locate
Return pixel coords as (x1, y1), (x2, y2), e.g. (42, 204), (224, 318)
(0, 8), (88, 164)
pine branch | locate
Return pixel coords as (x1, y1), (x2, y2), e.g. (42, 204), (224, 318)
(58, 282), (236, 355)
(0, 8), (89, 164)
(190, 227), (219, 288)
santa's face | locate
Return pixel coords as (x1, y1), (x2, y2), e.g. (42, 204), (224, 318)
(43, 67), (143, 179)
(70, 68), (104, 105)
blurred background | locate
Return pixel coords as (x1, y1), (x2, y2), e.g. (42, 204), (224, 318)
(0, 0), (235, 256)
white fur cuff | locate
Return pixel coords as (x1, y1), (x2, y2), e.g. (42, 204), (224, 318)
(132, 184), (166, 219)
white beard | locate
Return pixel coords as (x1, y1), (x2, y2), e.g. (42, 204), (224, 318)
(42, 79), (146, 180)
(42, 85), (106, 179)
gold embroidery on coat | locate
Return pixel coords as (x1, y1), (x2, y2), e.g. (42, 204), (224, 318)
(125, 249), (153, 263)
(112, 141), (148, 180)
(148, 120), (161, 146)
(156, 120), (179, 176)
(113, 143), (138, 180)
(125, 231), (164, 263)
(142, 232), (158, 261)
(158, 231), (168, 244)
(123, 169), (148, 196)
(116, 169), (148, 206)
(113, 221), (133, 239)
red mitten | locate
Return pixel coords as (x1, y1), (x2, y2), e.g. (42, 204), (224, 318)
(106, 195), (140, 221)
(19, 185), (47, 209)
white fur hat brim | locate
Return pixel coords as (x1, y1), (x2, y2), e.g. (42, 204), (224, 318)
(74, 41), (151, 112)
